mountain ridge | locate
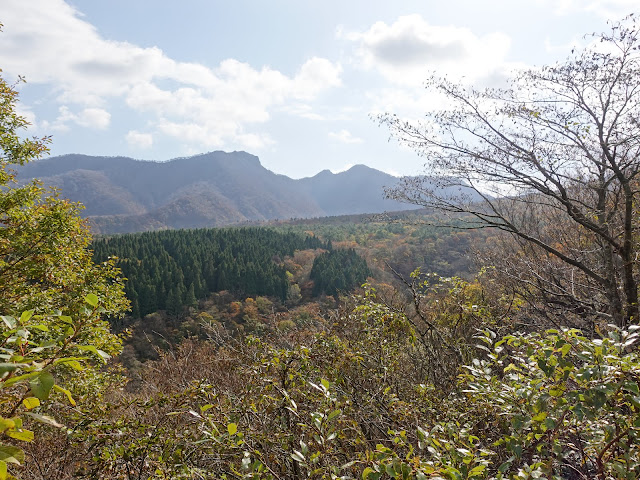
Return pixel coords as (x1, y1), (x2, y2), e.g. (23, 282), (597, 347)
(16, 151), (421, 234)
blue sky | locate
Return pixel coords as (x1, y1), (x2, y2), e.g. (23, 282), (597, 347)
(1, 0), (634, 178)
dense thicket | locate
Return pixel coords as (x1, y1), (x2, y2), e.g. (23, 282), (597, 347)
(92, 228), (328, 317)
(310, 248), (371, 296)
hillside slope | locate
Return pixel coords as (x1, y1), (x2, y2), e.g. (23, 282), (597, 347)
(17, 151), (419, 233)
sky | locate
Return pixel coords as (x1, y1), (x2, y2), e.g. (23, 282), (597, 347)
(0, 1), (636, 179)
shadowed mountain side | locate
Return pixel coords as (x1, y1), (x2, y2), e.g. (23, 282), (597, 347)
(299, 164), (413, 216)
(16, 151), (422, 234)
(42, 169), (147, 216)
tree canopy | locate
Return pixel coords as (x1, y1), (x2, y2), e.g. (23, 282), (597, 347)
(380, 15), (640, 330)
(92, 228), (329, 317)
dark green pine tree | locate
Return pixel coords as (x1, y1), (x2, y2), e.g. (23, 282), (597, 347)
(166, 287), (182, 316)
(184, 283), (198, 309)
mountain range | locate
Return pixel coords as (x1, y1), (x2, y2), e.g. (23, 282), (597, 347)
(16, 151), (424, 234)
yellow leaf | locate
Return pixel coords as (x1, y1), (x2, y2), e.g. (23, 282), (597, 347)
(22, 397), (40, 410)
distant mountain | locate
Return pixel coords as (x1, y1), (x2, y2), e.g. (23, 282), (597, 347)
(15, 151), (422, 234)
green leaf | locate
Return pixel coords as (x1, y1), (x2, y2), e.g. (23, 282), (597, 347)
(53, 385), (76, 407)
(468, 464), (486, 476)
(19, 311), (33, 324)
(22, 397), (40, 410)
(385, 463), (397, 478)
(591, 390), (607, 410)
(30, 324), (49, 332)
(66, 360), (83, 371)
(0, 419), (15, 434)
(30, 372), (54, 400)
(327, 409), (341, 422)
(6, 429), (33, 442)
(532, 412), (547, 422)
(498, 457), (514, 473)
(291, 450), (305, 463)
(511, 415), (524, 431)
(0, 445), (22, 465)
(362, 467), (376, 479)
(84, 294), (99, 307)
(227, 423), (237, 436)
(53, 356), (86, 366)
(76, 345), (110, 362)
(2, 370), (40, 388)
(0, 460), (7, 480)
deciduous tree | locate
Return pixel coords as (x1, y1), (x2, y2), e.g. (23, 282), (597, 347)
(0, 68), (127, 478)
(380, 15), (640, 328)
(0, 74), (127, 320)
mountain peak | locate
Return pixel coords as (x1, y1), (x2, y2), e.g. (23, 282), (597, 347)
(173, 150), (262, 165)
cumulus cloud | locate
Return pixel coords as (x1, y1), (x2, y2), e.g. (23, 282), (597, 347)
(345, 14), (511, 86)
(292, 58), (342, 99)
(41, 106), (111, 132)
(0, 0), (341, 149)
(76, 108), (111, 129)
(329, 129), (363, 144)
(126, 131), (153, 149)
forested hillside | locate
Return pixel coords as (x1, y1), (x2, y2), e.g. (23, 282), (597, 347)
(92, 228), (331, 318)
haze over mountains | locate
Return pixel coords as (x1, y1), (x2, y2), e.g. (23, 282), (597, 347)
(16, 151), (425, 234)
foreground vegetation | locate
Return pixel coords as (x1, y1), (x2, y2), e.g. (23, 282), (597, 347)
(2, 15), (640, 480)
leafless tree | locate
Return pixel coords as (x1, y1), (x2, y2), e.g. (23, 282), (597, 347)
(379, 15), (640, 328)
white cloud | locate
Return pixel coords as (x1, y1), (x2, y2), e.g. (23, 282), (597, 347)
(0, 0), (342, 150)
(292, 57), (342, 100)
(41, 105), (110, 132)
(345, 14), (512, 86)
(156, 119), (275, 152)
(126, 131), (153, 149)
(281, 104), (325, 120)
(123, 57), (339, 149)
(329, 129), (363, 144)
(340, 15), (532, 130)
(77, 108), (111, 129)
